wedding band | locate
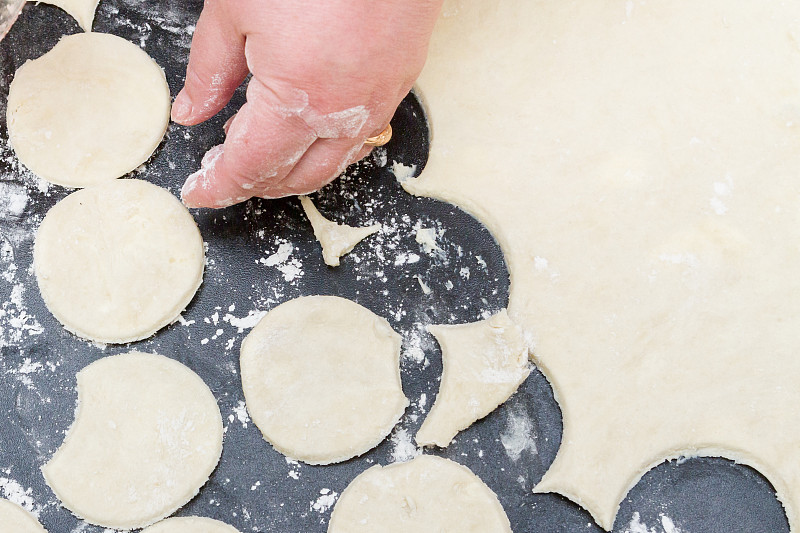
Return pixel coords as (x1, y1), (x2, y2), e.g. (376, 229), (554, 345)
(364, 124), (392, 147)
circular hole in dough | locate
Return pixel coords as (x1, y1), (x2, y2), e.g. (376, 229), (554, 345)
(141, 516), (242, 533)
(328, 455), (513, 532)
(7, 32), (171, 187)
(0, 498), (47, 533)
(240, 295), (409, 465)
(33, 178), (205, 343)
(42, 351), (224, 530)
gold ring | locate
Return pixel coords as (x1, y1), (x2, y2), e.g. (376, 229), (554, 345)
(364, 124), (392, 147)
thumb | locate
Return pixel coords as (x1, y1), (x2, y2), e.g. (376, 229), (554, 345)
(172, 1), (249, 126)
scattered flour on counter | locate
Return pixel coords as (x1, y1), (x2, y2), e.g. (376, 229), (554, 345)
(258, 240), (304, 282)
(0, 476), (36, 513)
(0, 284), (44, 349)
(311, 488), (338, 513)
(499, 406), (537, 461)
(625, 512), (686, 533)
(390, 161), (417, 183)
(389, 427), (421, 463)
(229, 400), (250, 429)
(415, 226), (444, 255)
(222, 310), (267, 332)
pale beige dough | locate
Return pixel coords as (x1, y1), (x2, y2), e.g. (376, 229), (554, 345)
(0, 498), (47, 533)
(42, 351), (223, 530)
(34, 179), (204, 343)
(416, 310), (530, 447)
(40, 0), (100, 31)
(328, 455), (512, 533)
(240, 295), (408, 464)
(407, 0), (800, 530)
(299, 196), (380, 266)
(141, 516), (242, 533)
(7, 32), (170, 187)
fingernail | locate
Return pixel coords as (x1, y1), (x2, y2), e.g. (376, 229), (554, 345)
(180, 172), (202, 207)
(171, 90), (193, 123)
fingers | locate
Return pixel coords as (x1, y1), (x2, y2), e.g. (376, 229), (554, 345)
(172, 0), (250, 126)
(181, 78), (317, 208)
(273, 138), (371, 196)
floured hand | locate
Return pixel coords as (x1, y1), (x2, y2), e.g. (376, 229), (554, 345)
(172, 0), (443, 208)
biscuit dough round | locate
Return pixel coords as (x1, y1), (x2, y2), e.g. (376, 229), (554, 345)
(240, 295), (409, 464)
(0, 499), (47, 533)
(42, 352), (224, 530)
(141, 516), (241, 533)
(7, 32), (170, 187)
(328, 455), (512, 533)
(34, 179), (204, 343)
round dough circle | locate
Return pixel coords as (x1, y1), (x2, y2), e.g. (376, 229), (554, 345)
(328, 455), (513, 533)
(42, 352), (224, 530)
(240, 295), (408, 464)
(7, 32), (170, 187)
(141, 516), (241, 533)
(0, 499), (47, 533)
(33, 179), (204, 343)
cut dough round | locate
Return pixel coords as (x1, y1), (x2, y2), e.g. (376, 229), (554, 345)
(328, 455), (512, 532)
(0, 498), (47, 533)
(7, 32), (170, 187)
(34, 179), (204, 343)
(141, 516), (241, 533)
(42, 352), (224, 530)
(240, 295), (408, 464)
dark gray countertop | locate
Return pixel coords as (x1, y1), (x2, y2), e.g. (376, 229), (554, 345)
(0, 1), (789, 531)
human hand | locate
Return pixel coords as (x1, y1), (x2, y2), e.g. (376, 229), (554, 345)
(172, 0), (444, 208)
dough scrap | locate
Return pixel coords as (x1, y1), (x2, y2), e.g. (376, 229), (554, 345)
(240, 295), (408, 464)
(0, 498), (47, 533)
(42, 351), (223, 530)
(416, 310), (530, 447)
(328, 455), (512, 533)
(409, 1), (800, 529)
(141, 516), (241, 533)
(40, 0), (101, 31)
(34, 179), (204, 343)
(7, 32), (170, 187)
(299, 196), (380, 266)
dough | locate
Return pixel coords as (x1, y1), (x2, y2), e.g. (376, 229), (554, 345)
(299, 196), (380, 266)
(328, 455), (512, 533)
(0, 498), (47, 533)
(416, 310), (530, 447)
(42, 351), (223, 529)
(240, 295), (408, 464)
(141, 516), (241, 533)
(408, 1), (800, 529)
(40, 0), (100, 31)
(34, 179), (204, 343)
(7, 32), (170, 187)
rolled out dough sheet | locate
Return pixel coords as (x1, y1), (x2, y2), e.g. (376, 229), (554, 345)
(328, 455), (512, 533)
(407, 0), (800, 530)
(42, 351), (224, 529)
